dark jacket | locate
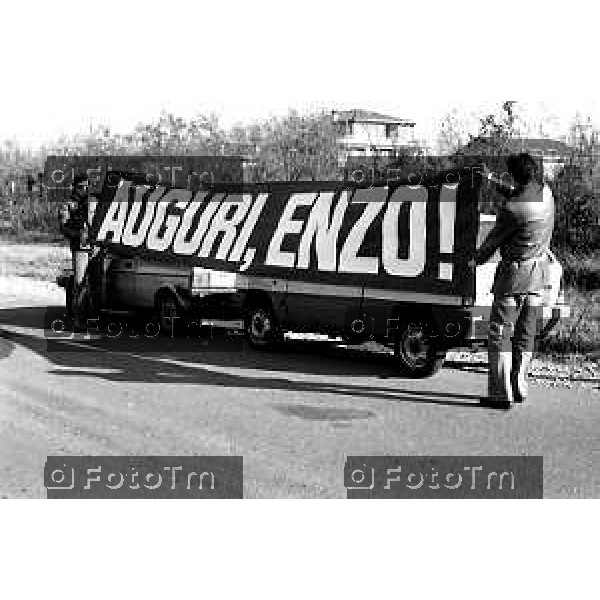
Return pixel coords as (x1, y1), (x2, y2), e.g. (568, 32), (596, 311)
(475, 182), (554, 295)
(59, 199), (89, 250)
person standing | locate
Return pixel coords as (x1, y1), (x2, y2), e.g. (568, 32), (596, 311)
(474, 153), (555, 409)
(58, 176), (91, 327)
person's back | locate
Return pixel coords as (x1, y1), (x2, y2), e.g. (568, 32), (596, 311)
(501, 182), (554, 262)
(476, 153), (555, 408)
(491, 179), (555, 297)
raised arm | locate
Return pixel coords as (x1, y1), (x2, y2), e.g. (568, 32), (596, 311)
(475, 208), (516, 265)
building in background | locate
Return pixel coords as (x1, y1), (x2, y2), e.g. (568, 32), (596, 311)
(332, 109), (417, 163)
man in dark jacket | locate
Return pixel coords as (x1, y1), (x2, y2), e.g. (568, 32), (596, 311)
(59, 177), (91, 326)
(475, 153), (554, 409)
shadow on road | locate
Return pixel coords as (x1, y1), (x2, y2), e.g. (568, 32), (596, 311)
(0, 305), (493, 410)
(272, 404), (378, 423)
(0, 336), (15, 360)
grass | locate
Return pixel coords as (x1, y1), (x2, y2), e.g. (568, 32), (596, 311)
(539, 287), (600, 356)
(539, 247), (600, 357)
(554, 247), (600, 290)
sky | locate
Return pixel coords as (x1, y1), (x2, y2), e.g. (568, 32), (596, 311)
(1, 1), (597, 149)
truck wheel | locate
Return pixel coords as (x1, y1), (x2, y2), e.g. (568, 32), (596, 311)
(244, 304), (283, 349)
(156, 293), (181, 337)
(394, 321), (446, 378)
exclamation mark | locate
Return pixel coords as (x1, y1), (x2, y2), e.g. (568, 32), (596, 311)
(439, 186), (457, 280)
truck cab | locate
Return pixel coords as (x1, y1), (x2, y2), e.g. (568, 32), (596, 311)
(57, 251), (241, 334)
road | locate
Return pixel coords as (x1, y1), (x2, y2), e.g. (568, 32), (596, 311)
(0, 278), (598, 498)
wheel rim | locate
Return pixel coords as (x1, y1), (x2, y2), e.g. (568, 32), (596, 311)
(400, 326), (431, 368)
(249, 309), (272, 343)
(160, 296), (178, 331)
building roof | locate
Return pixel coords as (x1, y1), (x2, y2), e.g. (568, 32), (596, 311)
(332, 109), (415, 126)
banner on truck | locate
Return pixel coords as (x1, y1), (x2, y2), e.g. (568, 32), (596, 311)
(88, 172), (482, 297)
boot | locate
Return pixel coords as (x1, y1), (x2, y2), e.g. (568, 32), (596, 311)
(72, 280), (90, 332)
(483, 349), (514, 409)
(72, 249), (91, 333)
(511, 350), (532, 403)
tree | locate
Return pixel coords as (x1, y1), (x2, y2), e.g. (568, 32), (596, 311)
(476, 101), (519, 143)
(244, 110), (342, 182)
(436, 109), (476, 155)
(552, 115), (600, 253)
(127, 111), (227, 155)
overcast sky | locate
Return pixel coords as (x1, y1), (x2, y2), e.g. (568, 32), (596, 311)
(1, 1), (597, 148)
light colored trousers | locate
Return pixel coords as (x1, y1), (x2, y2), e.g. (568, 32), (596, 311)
(72, 249), (91, 327)
(488, 291), (543, 403)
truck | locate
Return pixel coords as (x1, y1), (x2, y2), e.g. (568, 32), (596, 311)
(56, 166), (570, 377)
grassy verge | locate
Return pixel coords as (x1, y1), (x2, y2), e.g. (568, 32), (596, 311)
(542, 247), (600, 356)
(539, 287), (600, 356)
(554, 247), (600, 290)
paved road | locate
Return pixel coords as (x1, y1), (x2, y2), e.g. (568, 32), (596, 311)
(0, 288), (598, 498)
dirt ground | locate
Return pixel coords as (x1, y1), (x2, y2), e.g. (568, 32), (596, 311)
(0, 240), (70, 282)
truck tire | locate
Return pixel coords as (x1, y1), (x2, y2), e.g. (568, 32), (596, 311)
(394, 320), (446, 378)
(244, 302), (283, 350)
(156, 292), (182, 337)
